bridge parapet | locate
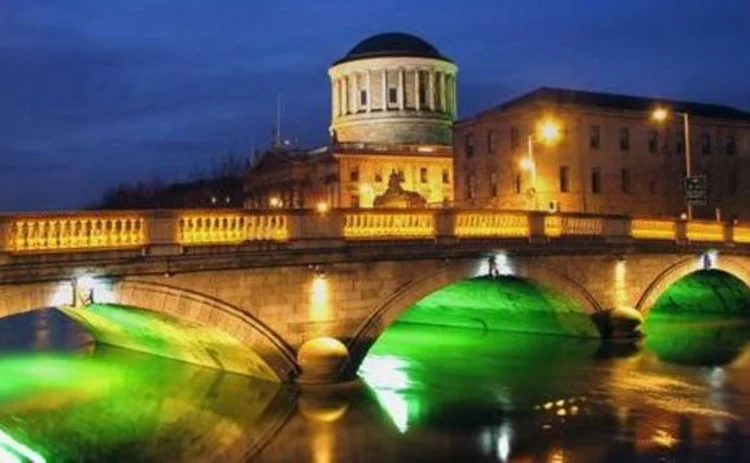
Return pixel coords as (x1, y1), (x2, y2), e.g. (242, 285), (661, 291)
(0, 209), (748, 256)
(2, 211), (146, 253)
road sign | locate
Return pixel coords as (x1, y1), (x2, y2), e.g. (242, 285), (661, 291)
(684, 175), (707, 206)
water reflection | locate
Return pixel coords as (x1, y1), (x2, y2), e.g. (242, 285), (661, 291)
(3, 310), (750, 461)
(0, 345), (295, 462)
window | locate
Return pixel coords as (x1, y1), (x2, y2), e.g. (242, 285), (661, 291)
(591, 168), (601, 194)
(514, 173), (522, 194)
(360, 89), (367, 107)
(510, 126), (519, 149)
(676, 131), (685, 154)
(465, 133), (475, 158)
(442, 168), (450, 184)
(350, 194), (360, 208)
(490, 173), (498, 197)
(621, 168), (631, 194)
(701, 133), (712, 155)
(374, 169), (383, 183)
(559, 166), (569, 193)
(350, 167), (359, 182)
(727, 134), (737, 156)
(590, 125), (601, 150)
(729, 169), (739, 195)
(619, 127), (630, 151)
(487, 130), (497, 154)
(420, 167), (428, 183)
(648, 130), (659, 154)
(649, 180), (657, 195)
(388, 87), (398, 104)
(465, 174), (475, 199)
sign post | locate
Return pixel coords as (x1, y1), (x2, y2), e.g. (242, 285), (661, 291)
(684, 175), (707, 207)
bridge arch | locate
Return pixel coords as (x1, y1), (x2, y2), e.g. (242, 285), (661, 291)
(342, 257), (604, 378)
(0, 279), (298, 382)
(635, 255), (750, 316)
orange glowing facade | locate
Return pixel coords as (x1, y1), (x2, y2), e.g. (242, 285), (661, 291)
(454, 87), (750, 219)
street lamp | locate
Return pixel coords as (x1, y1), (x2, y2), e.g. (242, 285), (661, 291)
(651, 107), (692, 219)
(521, 119), (561, 210)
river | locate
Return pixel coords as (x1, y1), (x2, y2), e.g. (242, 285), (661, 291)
(0, 308), (749, 462)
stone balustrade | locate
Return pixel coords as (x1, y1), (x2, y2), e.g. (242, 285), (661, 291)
(178, 212), (289, 244)
(343, 211), (435, 239)
(631, 219), (676, 240)
(686, 222), (725, 242)
(0, 209), (747, 255)
(3, 213), (145, 252)
(454, 212), (529, 238)
(544, 215), (604, 237)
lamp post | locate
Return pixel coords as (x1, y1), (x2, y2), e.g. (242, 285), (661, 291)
(520, 120), (561, 210)
(652, 107), (692, 220)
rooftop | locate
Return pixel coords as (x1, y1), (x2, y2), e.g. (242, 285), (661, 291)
(333, 32), (451, 66)
(477, 87), (750, 122)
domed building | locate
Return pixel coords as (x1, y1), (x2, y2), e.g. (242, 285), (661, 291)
(328, 32), (458, 146)
(245, 32), (457, 209)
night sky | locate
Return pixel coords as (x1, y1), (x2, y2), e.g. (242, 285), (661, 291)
(3, 0), (749, 211)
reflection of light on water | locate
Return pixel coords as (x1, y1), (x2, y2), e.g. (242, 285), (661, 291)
(548, 448), (565, 462)
(479, 422), (513, 462)
(704, 366), (729, 432)
(497, 422), (512, 462)
(652, 429), (678, 448)
(0, 429), (46, 463)
(373, 389), (409, 433)
(359, 355), (412, 433)
(706, 366), (725, 388)
(359, 356), (409, 390)
(0, 446), (21, 463)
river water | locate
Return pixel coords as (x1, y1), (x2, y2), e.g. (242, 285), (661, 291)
(1, 308), (749, 462)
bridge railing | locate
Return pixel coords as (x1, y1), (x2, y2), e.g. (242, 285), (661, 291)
(0, 209), (748, 255)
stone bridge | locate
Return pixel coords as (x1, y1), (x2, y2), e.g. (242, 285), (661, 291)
(1, 209), (749, 383)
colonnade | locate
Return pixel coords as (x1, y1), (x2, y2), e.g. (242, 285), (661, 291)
(331, 68), (456, 118)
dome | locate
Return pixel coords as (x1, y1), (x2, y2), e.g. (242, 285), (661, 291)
(333, 32), (451, 65)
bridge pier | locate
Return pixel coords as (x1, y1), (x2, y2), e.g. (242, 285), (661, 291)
(593, 307), (643, 339)
(296, 337), (350, 384)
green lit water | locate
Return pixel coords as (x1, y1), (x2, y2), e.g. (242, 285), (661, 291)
(1, 272), (750, 461)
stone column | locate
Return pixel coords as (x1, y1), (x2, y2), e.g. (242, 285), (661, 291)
(351, 73), (358, 113)
(415, 69), (421, 111)
(381, 69), (387, 111)
(366, 69), (372, 113)
(332, 79), (339, 117)
(428, 70), (435, 111)
(451, 74), (458, 118)
(439, 72), (446, 113)
(398, 68), (405, 111)
(342, 76), (348, 115)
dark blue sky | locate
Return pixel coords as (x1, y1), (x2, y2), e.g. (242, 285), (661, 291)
(2, 0), (749, 210)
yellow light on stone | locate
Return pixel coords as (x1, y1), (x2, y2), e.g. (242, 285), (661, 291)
(310, 275), (331, 322)
(269, 196), (282, 208)
(359, 184), (373, 195)
(614, 259), (627, 309)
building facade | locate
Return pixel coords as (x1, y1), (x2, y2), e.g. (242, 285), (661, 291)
(245, 33), (457, 210)
(454, 87), (750, 219)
